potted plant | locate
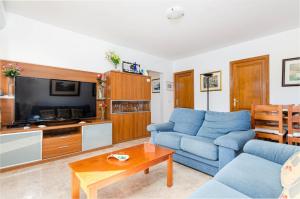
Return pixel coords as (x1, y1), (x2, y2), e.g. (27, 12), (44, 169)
(2, 63), (22, 96)
(96, 73), (106, 99)
(105, 51), (121, 70)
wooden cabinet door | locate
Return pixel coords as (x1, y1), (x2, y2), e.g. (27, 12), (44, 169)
(109, 72), (151, 100)
(111, 112), (151, 143)
(230, 55), (269, 111)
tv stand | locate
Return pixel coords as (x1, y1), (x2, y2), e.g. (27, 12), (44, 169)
(42, 119), (81, 126)
(0, 119), (112, 172)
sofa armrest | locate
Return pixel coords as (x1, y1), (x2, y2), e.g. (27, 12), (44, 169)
(243, 140), (300, 165)
(214, 130), (255, 151)
(147, 122), (174, 132)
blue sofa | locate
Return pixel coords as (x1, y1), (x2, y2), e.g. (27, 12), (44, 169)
(147, 108), (255, 176)
(189, 140), (300, 198)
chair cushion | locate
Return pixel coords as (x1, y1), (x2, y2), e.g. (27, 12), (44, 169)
(170, 108), (206, 136)
(254, 127), (287, 135)
(189, 180), (250, 199)
(215, 153), (283, 198)
(180, 135), (218, 160)
(156, 132), (185, 150)
(197, 111), (251, 139)
(281, 151), (300, 188)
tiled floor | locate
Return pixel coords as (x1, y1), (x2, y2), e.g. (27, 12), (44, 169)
(0, 138), (211, 199)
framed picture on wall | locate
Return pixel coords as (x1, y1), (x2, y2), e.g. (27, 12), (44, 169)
(166, 81), (173, 91)
(282, 57), (300, 87)
(152, 78), (160, 93)
(50, 79), (80, 96)
(200, 71), (222, 92)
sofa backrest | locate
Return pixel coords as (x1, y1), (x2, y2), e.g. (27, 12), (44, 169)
(244, 140), (300, 165)
(196, 111), (251, 139)
(170, 108), (206, 136)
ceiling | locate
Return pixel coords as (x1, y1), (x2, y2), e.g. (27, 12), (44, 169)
(3, 0), (300, 60)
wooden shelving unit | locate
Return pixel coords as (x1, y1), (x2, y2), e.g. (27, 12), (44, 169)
(105, 71), (151, 144)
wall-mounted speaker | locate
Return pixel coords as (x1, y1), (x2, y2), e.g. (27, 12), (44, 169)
(0, 1), (6, 30)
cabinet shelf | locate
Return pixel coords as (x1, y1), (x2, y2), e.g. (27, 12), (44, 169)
(0, 95), (14, 99)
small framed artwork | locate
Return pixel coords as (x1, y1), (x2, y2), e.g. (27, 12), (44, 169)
(122, 61), (141, 74)
(282, 57), (300, 87)
(152, 78), (160, 93)
(166, 81), (173, 91)
(200, 71), (222, 92)
(50, 79), (80, 96)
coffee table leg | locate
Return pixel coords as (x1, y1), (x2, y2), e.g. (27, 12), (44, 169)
(167, 154), (173, 187)
(144, 168), (149, 174)
(72, 172), (80, 199)
(87, 187), (97, 199)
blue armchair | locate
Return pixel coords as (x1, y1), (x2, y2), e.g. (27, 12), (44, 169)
(147, 108), (255, 176)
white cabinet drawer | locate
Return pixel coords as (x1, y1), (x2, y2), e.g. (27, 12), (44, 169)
(0, 131), (42, 169)
(82, 123), (112, 151)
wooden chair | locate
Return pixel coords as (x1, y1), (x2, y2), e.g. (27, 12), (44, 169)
(287, 105), (300, 145)
(251, 104), (286, 143)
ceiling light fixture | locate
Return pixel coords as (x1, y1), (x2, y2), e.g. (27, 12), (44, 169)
(166, 6), (184, 20)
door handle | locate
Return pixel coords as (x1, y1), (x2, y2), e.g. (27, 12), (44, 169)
(233, 98), (239, 107)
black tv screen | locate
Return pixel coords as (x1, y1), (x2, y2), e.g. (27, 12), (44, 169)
(15, 76), (96, 124)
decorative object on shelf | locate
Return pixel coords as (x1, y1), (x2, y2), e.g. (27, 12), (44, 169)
(96, 73), (106, 99)
(2, 62), (22, 96)
(122, 61), (142, 74)
(107, 154), (129, 161)
(152, 78), (160, 93)
(105, 51), (121, 71)
(50, 79), (80, 96)
(99, 102), (107, 120)
(166, 81), (174, 91)
(282, 57), (300, 87)
(200, 70), (222, 92)
(111, 101), (150, 114)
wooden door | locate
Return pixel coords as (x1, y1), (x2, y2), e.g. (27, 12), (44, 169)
(230, 55), (269, 111)
(174, 70), (194, 108)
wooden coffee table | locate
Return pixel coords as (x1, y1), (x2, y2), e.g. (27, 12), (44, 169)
(69, 143), (174, 199)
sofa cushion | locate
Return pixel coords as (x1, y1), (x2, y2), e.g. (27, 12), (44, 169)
(189, 180), (250, 199)
(170, 108), (206, 136)
(215, 153), (282, 198)
(156, 132), (185, 150)
(197, 111), (251, 139)
(180, 135), (218, 160)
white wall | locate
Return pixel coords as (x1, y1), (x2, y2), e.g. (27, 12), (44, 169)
(0, 1), (5, 30)
(173, 28), (300, 111)
(0, 13), (174, 121)
(148, 71), (163, 123)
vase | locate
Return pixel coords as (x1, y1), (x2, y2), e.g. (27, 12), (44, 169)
(98, 86), (105, 99)
(101, 109), (105, 120)
(7, 77), (14, 96)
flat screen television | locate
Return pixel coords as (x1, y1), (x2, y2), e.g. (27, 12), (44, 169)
(15, 76), (96, 124)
